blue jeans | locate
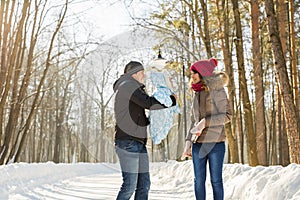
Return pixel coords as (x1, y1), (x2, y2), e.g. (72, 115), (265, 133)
(192, 142), (225, 200)
(115, 139), (150, 200)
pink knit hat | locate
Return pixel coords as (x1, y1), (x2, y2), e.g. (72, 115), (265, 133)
(190, 58), (218, 77)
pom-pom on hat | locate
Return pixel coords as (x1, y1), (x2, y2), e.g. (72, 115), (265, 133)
(190, 58), (218, 77)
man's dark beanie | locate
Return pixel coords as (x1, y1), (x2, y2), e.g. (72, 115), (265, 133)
(124, 61), (144, 75)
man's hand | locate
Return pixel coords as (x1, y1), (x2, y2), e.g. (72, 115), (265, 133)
(170, 94), (177, 106)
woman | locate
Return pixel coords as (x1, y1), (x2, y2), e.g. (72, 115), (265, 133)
(181, 58), (232, 200)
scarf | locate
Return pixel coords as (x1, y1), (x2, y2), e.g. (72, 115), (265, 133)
(191, 82), (205, 92)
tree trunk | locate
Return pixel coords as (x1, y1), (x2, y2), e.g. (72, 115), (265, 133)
(264, 0), (300, 164)
(199, 0), (212, 58)
(215, 0), (239, 163)
(269, 83), (276, 164)
(288, 0), (299, 119)
(251, 0), (267, 165)
(231, 0), (259, 166)
(238, 100), (244, 163)
(14, 1), (68, 163)
(277, 0), (290, 166)
(0, 0), (30, 164)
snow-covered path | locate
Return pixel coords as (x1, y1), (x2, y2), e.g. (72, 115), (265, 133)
(1, 161), (300, 200)
(10, 172), (192, 200)
(5, 161), (194, 200)
(14, 173), (121, 199)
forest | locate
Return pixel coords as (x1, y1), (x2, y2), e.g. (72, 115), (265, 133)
(0, 0), (299, 166)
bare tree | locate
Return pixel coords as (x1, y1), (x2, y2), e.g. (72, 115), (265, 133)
(0, 0), (93, 164)
(215, 0), (239, 163)
(277, 0), (290, 166)
(231, 0), (259, 166)
(250, 0), (267, 165)
(288, 0), (299, 115)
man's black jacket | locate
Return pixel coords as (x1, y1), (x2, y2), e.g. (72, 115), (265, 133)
(113, 74), (175, 144)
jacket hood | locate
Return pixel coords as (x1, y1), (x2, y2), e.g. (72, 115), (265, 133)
(113, 74), (129, 92)
(204, 71), (229, 91)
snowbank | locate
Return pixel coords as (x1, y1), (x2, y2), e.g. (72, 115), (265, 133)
(0, 161), (299, 199)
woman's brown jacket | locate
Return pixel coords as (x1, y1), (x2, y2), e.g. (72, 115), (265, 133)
(186, 72), (232, 143)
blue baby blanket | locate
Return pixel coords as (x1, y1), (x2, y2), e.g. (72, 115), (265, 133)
(149, 71), (180, 144)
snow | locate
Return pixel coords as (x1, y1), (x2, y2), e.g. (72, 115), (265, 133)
(1, 160), (299, 200)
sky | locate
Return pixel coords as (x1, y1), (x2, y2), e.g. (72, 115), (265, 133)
(67, 0), (151, 41)
(79, 1), (132, 39)
(1, 160), (300, 200)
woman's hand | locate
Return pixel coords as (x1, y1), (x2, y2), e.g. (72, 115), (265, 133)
(190, 118), (206, 136)
(181, 141), (192, 160)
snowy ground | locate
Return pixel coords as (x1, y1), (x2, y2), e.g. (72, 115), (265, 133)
(1, 160), (299, 200)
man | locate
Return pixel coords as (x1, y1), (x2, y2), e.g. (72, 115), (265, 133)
(113, 61), (176, 200)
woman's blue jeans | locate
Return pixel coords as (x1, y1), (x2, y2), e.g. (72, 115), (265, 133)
(115, 139), (150, 200)
(192, 142), (225, 200)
